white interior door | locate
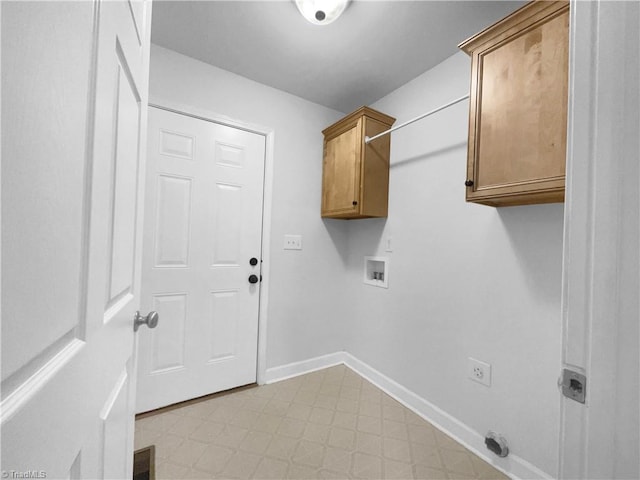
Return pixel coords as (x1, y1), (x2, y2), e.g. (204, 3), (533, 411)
(1, 1), (151, 478)
(135, 107), (266, 413)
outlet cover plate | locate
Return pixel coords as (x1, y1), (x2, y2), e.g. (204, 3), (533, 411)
(284, 234), (302, 250)
(468, 357), (491, 387)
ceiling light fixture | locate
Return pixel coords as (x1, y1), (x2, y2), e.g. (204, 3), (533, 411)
(295, 0), (350, 26)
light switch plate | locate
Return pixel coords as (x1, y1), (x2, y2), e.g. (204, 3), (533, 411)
(284, 235), (302, 250)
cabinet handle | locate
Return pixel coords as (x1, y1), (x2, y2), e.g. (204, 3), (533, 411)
(465, 180), (474, 187)
(352, 201), (358, 206)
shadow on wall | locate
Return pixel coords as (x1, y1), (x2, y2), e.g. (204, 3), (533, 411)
(321, 218), (352, 266)
(497, 203), (565, 306)
(390, 141), (467, 170)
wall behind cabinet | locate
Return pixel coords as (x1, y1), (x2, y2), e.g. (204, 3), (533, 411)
(344, 52), (564, 477)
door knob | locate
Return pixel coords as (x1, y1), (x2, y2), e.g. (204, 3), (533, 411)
(134, 311), (159, 332)
(249, 257), (258, 266)
(465, 179), (474, 187)
(248, 274), (259, 284)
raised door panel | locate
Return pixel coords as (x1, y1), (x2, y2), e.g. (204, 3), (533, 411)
(321, 123), (361, 217)
(463, 2), (568, 206)
(1, 1), (94, 386)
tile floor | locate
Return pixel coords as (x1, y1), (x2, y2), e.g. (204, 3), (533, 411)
(134, 365), (509, 479)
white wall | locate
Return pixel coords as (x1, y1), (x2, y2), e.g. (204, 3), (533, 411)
(344, 53), (564, 477)
(149, 45), (348, 369)
(150, 44), (565, 477)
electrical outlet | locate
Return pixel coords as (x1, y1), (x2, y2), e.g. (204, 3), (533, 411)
(284, 234), (302, 250)
(468, 357), (491, 387)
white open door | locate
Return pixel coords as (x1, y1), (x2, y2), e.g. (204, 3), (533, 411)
(135, 107), (266, 413)
(1, 1), (152, 478)
(559, 1), (639, 478)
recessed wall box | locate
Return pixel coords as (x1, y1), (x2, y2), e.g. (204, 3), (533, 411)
(364, 256), (388, 288)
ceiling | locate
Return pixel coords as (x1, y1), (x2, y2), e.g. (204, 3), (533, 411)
(151, 1), (524, 113)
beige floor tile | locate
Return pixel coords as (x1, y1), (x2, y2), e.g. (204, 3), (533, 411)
(194, 444), (234, 474)
(179, 400), (219, 420)
(278, 417), (307, 438)
(230, 409), (261, 430)
(332, 411), (358, 431)
(322, 446), (352, 474)
(295, 389), (321, 405)
(327, 426), (356, 450)
(136, 365), (508, 480)
(319, 382), (342, 397)
(239, 430), (273, 455)
(359, 400), (382, 418)
(209, 403), (242, 423)
(286, 403), (313, 421)
(146, 412), (182, 433)
(414, 463), (449, 479)
(382, 404), (406, 422)
(190, 420), (226, 443)
(273, 388), (299, 402)
(318, 468), (352, 479)
(383, 419), (409, 441)
(263, 398), (292, 417)
(292, 440), (326, 468)
(354, 431), (383, 456)
(286, 464), (320, 479)
(156, 461), (190, 480)
(469, 456), (509, 480)
(339, 385), (361, 400)
(169, 438), (208, 467)
(352, 452), (383, 479)
(434, 432), (468, 453)
(182, 467), (215, 479)
(411, 443), (443, 469)
(408, 424), (439, 446)
(439, 449), (476, 477)
(383, 458), (415, 479)
(253, 413), (284, 434)
(309, 407), (335, 425)
(264, 435), (299, 460)
(314, 395), (339, 411)
(220, 451), (262, 479)
(212, 424), (249, 449)
(356, 415), (382, 435)
(170, 415), (207, 438)
(336, 398), (360, 414)
(383, 437), (412, 463)
(252, 457), (290, 479)
(242, 395), (271, 412)
(303, 422), (332, 443)
(155, 433), (186, 460)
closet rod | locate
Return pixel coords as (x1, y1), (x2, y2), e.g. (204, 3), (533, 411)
(364, 93), (470, 144)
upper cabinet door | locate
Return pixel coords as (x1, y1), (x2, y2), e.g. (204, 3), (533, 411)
(322, 118), (362, 217)
(460, 1), (570, 207)
(321, 107), (395, 219)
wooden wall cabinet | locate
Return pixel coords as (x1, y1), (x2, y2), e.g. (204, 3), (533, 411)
(321, 107), (395, 218)
(459, 1), (569, 207)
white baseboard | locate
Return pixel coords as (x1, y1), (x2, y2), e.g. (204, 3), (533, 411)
(342, 353), (552, 480)
(266, 351), (553, 480)
(264, 352), (347, 384)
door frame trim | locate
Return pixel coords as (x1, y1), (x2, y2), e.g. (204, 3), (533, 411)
(146, 96), (274, 386)
(559, 1), (640, 478)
